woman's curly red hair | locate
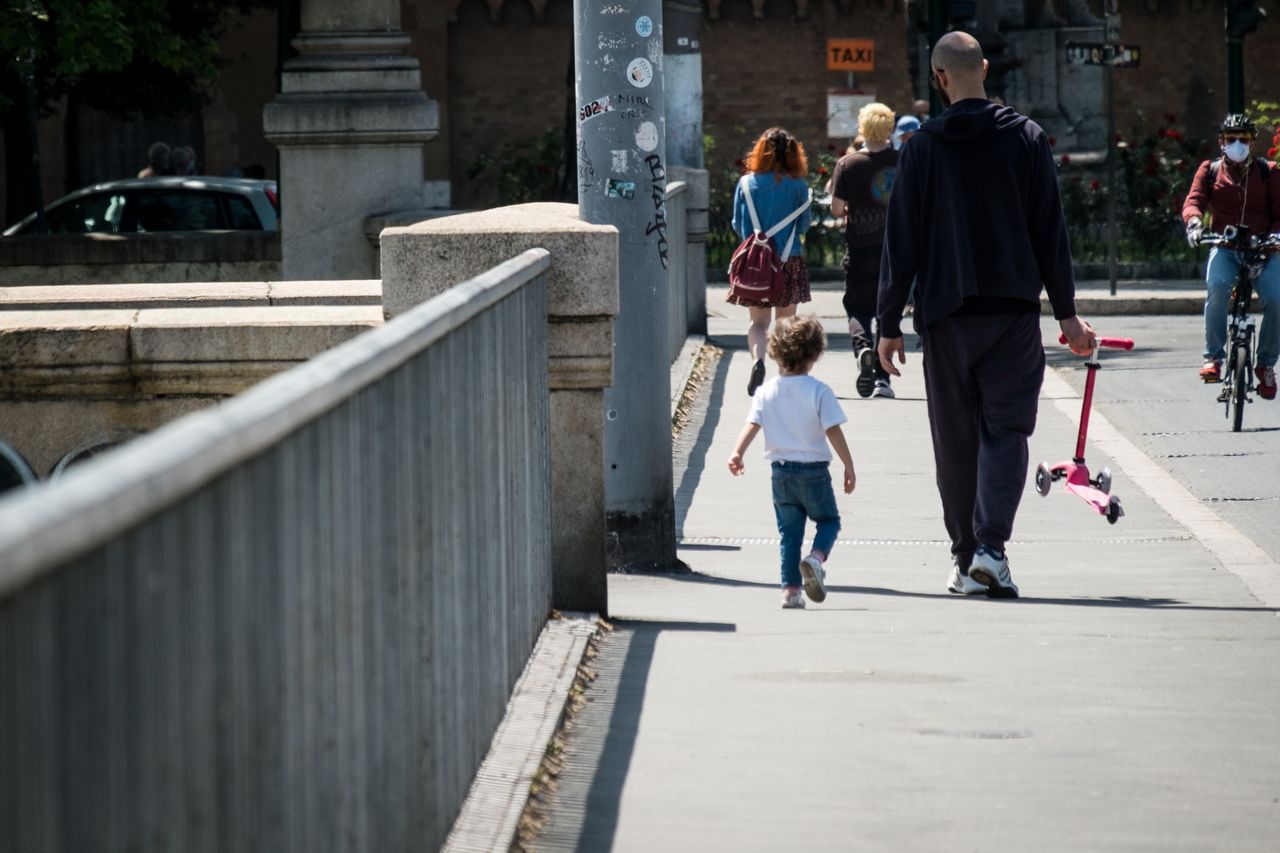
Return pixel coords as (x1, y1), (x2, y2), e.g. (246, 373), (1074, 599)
(745, 127), (809, 180)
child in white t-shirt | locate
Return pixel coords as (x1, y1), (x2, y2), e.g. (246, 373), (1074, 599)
(727, 315), (856, 609)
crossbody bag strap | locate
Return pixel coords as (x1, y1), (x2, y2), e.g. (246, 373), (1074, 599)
(740, 175), (764, 233)
(772, 188), (812, 260)
(764, 189), (812, 239)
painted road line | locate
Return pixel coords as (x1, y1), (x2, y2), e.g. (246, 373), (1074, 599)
(1043, 367), (1280, 610)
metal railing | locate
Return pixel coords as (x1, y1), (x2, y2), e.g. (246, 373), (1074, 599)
(0, 249), (553, 853)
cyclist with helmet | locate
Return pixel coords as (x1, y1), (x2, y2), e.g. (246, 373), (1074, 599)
(1182, 113), (1280, 400)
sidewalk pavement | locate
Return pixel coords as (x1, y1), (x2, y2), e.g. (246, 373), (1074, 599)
(530, 305), (1280, 851)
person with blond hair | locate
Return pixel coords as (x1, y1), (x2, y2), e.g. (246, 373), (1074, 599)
(729, 127), (814, 396)
(830, 102), (900, 398)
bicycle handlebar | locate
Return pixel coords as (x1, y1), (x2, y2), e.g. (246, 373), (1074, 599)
(1058, 334), (1135, 350)
(1198, 228), (1280, 251)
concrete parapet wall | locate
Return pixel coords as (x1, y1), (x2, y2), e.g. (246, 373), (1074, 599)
(0, 280), (380, 310)
(0, 305), (381, 472)
(381, 203), (620, 612)
(0, 232), (281, 285)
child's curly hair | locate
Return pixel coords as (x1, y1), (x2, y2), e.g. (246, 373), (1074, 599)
(767, 315), (827, 372)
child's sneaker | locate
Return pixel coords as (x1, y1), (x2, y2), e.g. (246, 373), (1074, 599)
(969, 544), (1019, 599)
(780, 586), (806, 609)
(799, 553), (827, 602)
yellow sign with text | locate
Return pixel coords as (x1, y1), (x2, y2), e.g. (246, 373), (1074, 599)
(827, 39), (875, 72)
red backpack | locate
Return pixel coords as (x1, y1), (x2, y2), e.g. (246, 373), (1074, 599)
(728, 175), (811, 304)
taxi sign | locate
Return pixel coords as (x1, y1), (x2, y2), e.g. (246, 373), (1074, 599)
(827, 39), (875, 72)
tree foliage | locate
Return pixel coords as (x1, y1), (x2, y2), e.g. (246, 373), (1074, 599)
(0, 0), (265, 115)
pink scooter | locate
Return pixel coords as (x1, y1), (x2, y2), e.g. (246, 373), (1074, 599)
(1034, 333), (1135, 525)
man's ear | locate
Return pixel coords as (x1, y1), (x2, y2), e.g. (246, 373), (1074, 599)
(982, 58), (989, 80)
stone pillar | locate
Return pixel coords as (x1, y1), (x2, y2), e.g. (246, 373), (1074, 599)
(380, 203), (619, 615)
(670, 166), (708, 336)
(264, 0), (438, 280)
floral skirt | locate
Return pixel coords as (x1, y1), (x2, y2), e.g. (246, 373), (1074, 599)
(726, 255), (812, 309)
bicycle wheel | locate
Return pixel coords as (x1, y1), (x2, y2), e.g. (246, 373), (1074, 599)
(1230, 345), (1249, 432)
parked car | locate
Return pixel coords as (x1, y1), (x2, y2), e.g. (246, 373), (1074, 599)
(2, 177), (279, 236)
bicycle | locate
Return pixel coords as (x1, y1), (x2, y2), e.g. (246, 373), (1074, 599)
(1197, 225), (1280, 432)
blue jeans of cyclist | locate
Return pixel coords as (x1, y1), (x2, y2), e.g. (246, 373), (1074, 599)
(1205, 248), (1280, 369)
(771, 461), (841, 587)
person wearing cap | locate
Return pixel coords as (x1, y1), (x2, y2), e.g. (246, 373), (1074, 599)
(892, 115), (920, 150)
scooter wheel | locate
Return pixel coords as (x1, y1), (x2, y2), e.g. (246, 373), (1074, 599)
(1106, 496), (1123, 525)
(1096, 467), (1112, 494)
(1034, 462), (1052, 497)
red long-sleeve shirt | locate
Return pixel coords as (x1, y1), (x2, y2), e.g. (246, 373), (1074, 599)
(1181, 158), (1280, 234)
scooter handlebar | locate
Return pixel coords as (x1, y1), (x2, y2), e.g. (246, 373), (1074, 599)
(1058, 333), (1134, 350)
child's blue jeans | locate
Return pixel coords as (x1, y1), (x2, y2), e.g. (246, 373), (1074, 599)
(771, 460), (841, 587)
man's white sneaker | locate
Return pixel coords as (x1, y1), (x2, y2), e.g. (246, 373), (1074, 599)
(969, 545), (1019, 599)
(799, 554), (827, 602)
(855, 348), (876, 398)
(872, 379), (896, 399)
(781, 586), (806, 609)
(947, 561), (987, 595)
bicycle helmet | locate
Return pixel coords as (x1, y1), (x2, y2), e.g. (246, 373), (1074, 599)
(1220, 113), (1257, 136)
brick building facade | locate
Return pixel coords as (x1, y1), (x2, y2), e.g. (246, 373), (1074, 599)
(4, 0), (1280, 226)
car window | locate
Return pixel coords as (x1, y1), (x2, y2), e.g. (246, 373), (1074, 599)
(222, 194), (262, 230)
(42, 193), (123, 234)
(132, 190), (225, 232)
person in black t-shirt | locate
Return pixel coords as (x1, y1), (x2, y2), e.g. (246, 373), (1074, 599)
(831, 102), (899, 399)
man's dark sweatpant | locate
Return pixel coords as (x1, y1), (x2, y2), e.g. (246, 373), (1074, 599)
(921, 311), (1045, 568)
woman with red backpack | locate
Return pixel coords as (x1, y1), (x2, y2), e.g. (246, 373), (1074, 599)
(727, 127), (813, 396)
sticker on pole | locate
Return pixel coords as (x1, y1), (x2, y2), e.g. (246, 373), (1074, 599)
(635, 121), (660, 152)
(626, 57), (654, 88)
(579, 95), (613, 122)
(607, 178), (637, 200)
(635, 15), (654, 37)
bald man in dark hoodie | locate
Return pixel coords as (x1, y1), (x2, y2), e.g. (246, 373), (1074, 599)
(877, 32), (1096, 599)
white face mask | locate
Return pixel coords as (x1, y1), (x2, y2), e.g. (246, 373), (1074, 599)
(1224, 140), (1251, 163)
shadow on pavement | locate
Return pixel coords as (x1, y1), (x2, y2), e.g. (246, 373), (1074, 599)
(674, 346), (730, 539)
(641, 569), (1280, 613)
(571, 619), (734, 853)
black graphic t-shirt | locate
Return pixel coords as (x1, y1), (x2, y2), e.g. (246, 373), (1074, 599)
(831, 147), (899, 248)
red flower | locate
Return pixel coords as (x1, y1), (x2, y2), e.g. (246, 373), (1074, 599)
(1060, 154), (1072, 166)
(1157, 128), (1167, 138)
(1049, 136), (1057, 147)
(1090, 179), (1101, 190)
(1269, 146), (1278, 159)
(1166, 129), (1183, 141)
(1166, 113), (1177, 124)
(818, 166), (829, 176)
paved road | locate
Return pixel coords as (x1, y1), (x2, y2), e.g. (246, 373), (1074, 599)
(1045, 314), (1280, 564)
(525, 299), (1280, 852)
